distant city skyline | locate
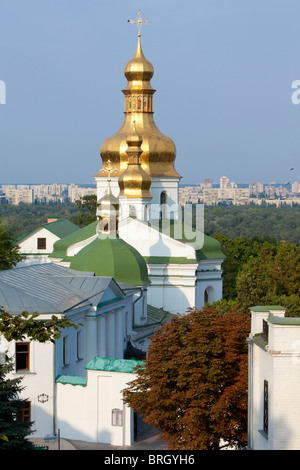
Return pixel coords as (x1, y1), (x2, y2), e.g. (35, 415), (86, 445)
(0, 1), (300, 185)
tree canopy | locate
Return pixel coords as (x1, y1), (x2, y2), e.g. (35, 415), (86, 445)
(71, 195), (97, 227)
(123, 306), (250, 450)
(0, 219), (23, 270)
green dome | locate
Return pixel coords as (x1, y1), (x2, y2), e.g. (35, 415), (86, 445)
(69, 235), (150, 286)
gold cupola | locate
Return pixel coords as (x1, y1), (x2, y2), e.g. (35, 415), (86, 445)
(118, 121), (152, 199)
(95, 29), (181, 180)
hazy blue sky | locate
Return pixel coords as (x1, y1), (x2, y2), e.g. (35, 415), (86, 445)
(1, 0), (300, 185)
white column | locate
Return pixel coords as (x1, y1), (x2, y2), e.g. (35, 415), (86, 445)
(115, 309), (124, 359)
(98, 315), (106, 357)
(85, 312), (98, 363)
(106, 311), (116, 358)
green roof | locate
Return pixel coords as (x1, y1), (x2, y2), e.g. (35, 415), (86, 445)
(69, 235), (150, 286)
(56, 375), (87, 386)
(51, 221), (98, 259)
(250, 305), (285, 312)
(50, 218), (224, 265)
(84, 356), (144, 373)
(17, 219), (79, 242)
(267, 316), (300, 325)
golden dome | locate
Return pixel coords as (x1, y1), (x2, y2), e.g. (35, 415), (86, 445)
(95, 35), (181, 180)
(118, 122), (152, 199)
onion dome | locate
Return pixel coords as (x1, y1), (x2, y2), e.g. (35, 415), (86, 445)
(95, 34), (181, 180)
(118, 122), (152, 199)
(69, 236), (150, 286)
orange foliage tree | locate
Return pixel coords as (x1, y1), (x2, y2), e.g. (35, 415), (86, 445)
(123, 306), (250, 450)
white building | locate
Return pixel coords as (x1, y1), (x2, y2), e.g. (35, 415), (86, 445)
(0, 263), (160, 445)
(248, 306), (300, 450)
(17, 218), (79, 266)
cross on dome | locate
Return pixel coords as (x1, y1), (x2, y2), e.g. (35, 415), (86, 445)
(128, 10), (150, 37)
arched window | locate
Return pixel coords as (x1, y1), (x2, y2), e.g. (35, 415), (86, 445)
(160, 191), (167, 219)
(144, 205), (149, 222)
(204, 286), (214, 304)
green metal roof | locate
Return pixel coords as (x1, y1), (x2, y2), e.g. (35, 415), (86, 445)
(84, 356), (144, 373)
(17, 219), (79, 242)
(50, 218), (224, 265)
(267, 316), (300, 325)
(69, 235), (150, 286)
(56, 375), (87, 386)
(250, 305), (285, 312)
(51, 221), (98, 259)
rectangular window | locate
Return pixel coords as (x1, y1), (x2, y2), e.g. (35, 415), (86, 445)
(15, 342), (30, 371)
(63, 336), (69, 366)
(37, 237), (46, 250)
(76, 330), (82, 360)
(263, 380), (268, 435)
(16, 401), (31, 422)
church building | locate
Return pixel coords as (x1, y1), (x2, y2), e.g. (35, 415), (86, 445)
(1, 13), (225, 446)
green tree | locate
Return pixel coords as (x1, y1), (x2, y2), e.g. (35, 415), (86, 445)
(0, 355), (35, 450)
(0, 220), (23, 270)
(235, 242), (300, 315)
(0, 308), (81, 343)
(123, 306), (250, 450)
(71, 195), (97, 227)
(213, 233), (277, 300)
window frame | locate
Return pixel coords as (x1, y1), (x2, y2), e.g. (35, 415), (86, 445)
(16, 401), (31, 423)
(37, 237), (47, 250)
(15, 342), (30, 372)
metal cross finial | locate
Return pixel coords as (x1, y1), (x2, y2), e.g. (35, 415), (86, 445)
(104, 159), (117, 181)
(128, 10), (150, 37)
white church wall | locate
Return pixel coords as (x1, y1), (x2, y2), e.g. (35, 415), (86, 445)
(147, 263), (198, 314)
(56, 369), (136, 446)
(119, 217), (196, 259)
(3, 336), (56, 438)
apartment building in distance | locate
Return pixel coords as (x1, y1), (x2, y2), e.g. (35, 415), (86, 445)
(179, 176), (300, 206)
(0, 183), (96, 205)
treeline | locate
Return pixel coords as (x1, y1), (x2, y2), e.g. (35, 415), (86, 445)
(203, 204), (300, 245)
(1, 200), (299, 244)
(0, 202), (80, 238)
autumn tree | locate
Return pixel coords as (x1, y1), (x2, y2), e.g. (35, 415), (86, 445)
(123, 306), (250, 450)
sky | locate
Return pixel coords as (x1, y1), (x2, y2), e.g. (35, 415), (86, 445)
(0, 0), (300, 186)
